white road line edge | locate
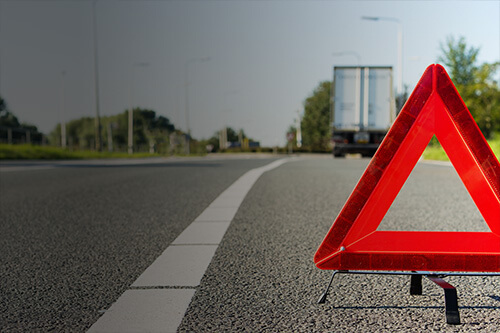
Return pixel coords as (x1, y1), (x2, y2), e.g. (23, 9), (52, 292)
(87, 157), (294, 332)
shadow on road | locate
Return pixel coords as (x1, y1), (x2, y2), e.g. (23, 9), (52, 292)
(331, 304), (500, 310)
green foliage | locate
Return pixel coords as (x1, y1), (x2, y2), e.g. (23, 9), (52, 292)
(301, 81), (331, 152)
(132, 109), (175, 147)
(0, 96), (45, 144)
(52, 117), (95, 148)
(225, 127), (243, 142)
(0, 96), (5, 112)
(0, 110), (20, 128)
(49, 108), (177, 153)
(0, 144), (80, 159)
(439, 36), (479, 86)
(423, 134), (500, 162)
(488, 133), (500, 158)
(205, 135), (220, 152)
(205, 127), (255, 152)
(438, 36), (500, 138)
(0, 96), (21, 128)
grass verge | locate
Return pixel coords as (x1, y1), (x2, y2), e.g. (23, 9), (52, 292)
(422, 137), (500, 161)
(0, 144), (168, 160)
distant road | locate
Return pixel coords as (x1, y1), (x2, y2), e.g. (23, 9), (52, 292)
(1, 155), (498, 332)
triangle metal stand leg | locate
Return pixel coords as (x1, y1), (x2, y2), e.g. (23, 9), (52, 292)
(410, 273), (423, 295)
(318, 270), (469, 325)
(425, 274), (460, 325)
(317, 271), (338, 304)
(410, 272), (460, 325)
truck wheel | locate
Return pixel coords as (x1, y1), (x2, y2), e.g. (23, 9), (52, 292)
(333, 151), (345, 158)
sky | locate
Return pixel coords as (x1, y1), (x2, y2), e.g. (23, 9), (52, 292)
(0, 0), (499, 147)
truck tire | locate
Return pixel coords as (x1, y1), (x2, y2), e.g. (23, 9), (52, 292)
(333, 150), (345, 158)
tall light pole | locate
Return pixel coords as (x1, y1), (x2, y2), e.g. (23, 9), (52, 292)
(332, 51), (362, 65)
(60, 70), (67, 148)
(184, 56), (210, 155)
(128, 62), (150, 154)
(92, 0), (102, 151)
(362, 16), (403, 95)
(0, 1), (3, 97)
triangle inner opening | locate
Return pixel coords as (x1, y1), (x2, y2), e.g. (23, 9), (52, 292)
(377, 135), (490, 232)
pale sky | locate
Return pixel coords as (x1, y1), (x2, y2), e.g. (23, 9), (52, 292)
(1, 0), (499, 146)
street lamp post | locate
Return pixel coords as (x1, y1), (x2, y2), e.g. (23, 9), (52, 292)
(184, 57), (210, 155)
(92, 0), (102, 151)
(0, 1), (3, 96)
(60, 70), (67, 148)
(362, 16), (403, 95)
(128, 62), (150, 155)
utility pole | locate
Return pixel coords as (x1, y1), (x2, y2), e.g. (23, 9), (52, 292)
(128, 105), (133, 154)
(128, 62), (150, 154)
(184, 57), (211, 154)
(92, 0), (102, 151)
(107, 122), (113, 152)
(184, 62), (190, 155)
(362, 16), (403, 95)
(219, 127), (227, 151)
(60, 70), (67, 148)
(0, 1), (3, 97)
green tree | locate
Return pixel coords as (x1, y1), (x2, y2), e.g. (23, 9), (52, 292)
(0, 110), (21, 128)
(225, 127), (248, 142)
(0, 96), (21, 128)
(205, 135), (220, 152)
(438, 36), (500, 137)
(205, 127), (254, 152)
(438, 36), (480, 86)
(0, 96), (45, 144)
(301, 81), (331, 151)
(0, 96), (6, 113)
(49, 108), (177, 152)
(132, 108), (176, 152)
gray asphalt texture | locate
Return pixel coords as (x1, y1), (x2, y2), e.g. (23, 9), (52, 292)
(178, 157), (499, 332)
(0, 157), (277, 332)
(1, 155), (499, 332)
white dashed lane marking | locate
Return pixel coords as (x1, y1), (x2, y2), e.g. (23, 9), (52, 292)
(88, 158), (293, 333)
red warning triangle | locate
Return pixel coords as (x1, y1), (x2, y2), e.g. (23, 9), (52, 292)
(315, 64), (500, 272)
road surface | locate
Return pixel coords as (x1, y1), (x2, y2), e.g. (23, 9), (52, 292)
(0, 155), (498, 332)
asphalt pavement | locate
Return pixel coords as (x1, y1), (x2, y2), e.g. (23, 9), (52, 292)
(0, 156), (278, 332)
(1, 155), (499, 332)
(178, 156), (499, 332)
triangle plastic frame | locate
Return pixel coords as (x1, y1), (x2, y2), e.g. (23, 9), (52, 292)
(314, 64), (500, 272)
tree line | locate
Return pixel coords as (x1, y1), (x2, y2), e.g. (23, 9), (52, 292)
(47, 109), (261, 154)
(295, 36), (500, 152)
(48, 109), (181, 154)
(1, 97), (261, 154)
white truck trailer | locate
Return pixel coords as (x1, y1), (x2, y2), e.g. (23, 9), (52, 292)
(331, 66), (395, 157)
